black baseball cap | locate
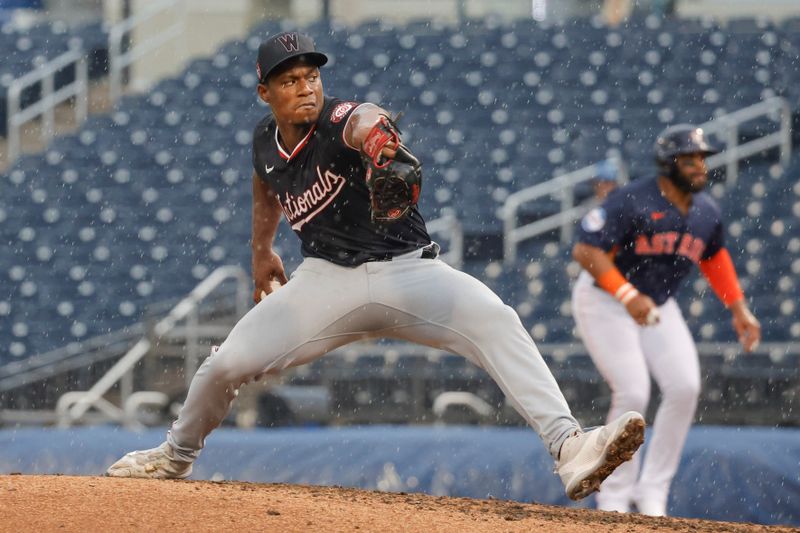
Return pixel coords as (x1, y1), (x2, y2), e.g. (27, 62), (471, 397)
(256, 31), (328, 83)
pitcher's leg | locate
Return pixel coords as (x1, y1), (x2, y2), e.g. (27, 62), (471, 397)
(635, 300), (701, 515)
(369, 259), (578, 459)
(572, 276), (650, 511)
(168, 260), (369, 461)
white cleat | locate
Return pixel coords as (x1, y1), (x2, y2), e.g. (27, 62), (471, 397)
(556, 411), (645, 501)
(106, 442), (193, 479)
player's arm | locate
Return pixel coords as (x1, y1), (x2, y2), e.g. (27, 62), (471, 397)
(572, 242), (658, 326)
(698, 248), (760, 351)
(343, 103), (400, 158)
(252, 171), (288, 302)
(343, 102), (422, 222)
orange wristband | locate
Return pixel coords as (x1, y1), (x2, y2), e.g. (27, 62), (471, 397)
(597, 268), (639, 304)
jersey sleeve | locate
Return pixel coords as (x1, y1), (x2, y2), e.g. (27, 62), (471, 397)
(700, 196), (725, 260)
(701, 219), (725, 260)
(317, 98), (365, 151)
(252, 142), (265, 181)
(575, 190), (631, 251)
(251, 114), (273, 182)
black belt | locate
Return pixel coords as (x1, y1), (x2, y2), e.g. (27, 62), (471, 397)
(367, 242), (440, 262)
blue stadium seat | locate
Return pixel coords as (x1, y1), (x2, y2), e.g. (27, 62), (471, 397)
(2, 16), (799, 360)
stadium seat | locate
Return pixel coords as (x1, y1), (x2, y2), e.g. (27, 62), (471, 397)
(1, 14), (798, 367)
(0, 17), (108, 135)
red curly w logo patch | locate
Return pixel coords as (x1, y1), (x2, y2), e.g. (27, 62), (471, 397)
(277, 33), (299, 52)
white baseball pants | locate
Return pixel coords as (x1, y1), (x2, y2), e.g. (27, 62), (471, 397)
(168, 249), (579, 462)
(572, 271), (700, 513)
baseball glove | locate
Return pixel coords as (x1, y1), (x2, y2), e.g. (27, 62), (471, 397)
(361, 114), (422, 222)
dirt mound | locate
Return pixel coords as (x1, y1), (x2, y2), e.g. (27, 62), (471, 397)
(0, 475), (792, 532)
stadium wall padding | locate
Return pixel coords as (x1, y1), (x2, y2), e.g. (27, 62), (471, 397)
(0, 425), (796, 526)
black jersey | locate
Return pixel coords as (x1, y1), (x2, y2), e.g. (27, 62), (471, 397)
(252, 97), (431, 266)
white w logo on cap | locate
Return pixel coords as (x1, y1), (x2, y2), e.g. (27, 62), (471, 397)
(277, 33), (299, 52)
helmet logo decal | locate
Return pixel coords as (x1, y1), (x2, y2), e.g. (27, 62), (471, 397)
(277, 33), (299, 52)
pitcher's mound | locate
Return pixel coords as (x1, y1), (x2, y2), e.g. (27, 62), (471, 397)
(0, 475), (791, 532)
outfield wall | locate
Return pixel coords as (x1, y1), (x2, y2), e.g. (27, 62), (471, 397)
(0, 425), (797, 526)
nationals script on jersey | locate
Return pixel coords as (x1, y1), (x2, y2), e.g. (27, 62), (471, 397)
(252, 98), (430, 266)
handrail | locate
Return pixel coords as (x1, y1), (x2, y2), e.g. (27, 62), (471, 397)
(432, 391), (494, 420)
(425, 213), (464, 268)
(58, 265), (250, 427)
(700, 96), (792, 185)
(0, 280), (243, 391)
(108, 0), (185, 101)
(502, 157), (628, 263)
(0, 325), (143, 392)
(6, 48), (88, 161)
(502, 97), (792, 264)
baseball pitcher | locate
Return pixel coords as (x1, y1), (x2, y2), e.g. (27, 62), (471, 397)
(107, 32), (646, 501)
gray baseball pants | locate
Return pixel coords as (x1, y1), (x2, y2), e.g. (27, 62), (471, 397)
(167, 247), (579, 461)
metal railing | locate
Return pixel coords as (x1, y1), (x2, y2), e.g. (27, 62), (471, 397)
(109, 0), (185, 102)
(502, 157), (628, 263)
(21, 211), (461, 425)
(425, 213), (464, 268)
(701, 96), (792, 185)
(6, 48), (89, 161)
(57, 265), (250, 428)
(502, 96), (792, 264)
(0, 325), (143, 393)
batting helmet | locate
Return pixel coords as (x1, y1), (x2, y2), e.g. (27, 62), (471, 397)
(654, 124), (718, 192)
(654, 124), (718, 163)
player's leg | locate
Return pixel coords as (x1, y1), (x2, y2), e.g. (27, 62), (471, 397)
(367, 256), (577, 454)
(571, 271), (651, 512)
(107, 259), (373, 477)
(634, 298), (701, 516)
(368, 257), (644, 500)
